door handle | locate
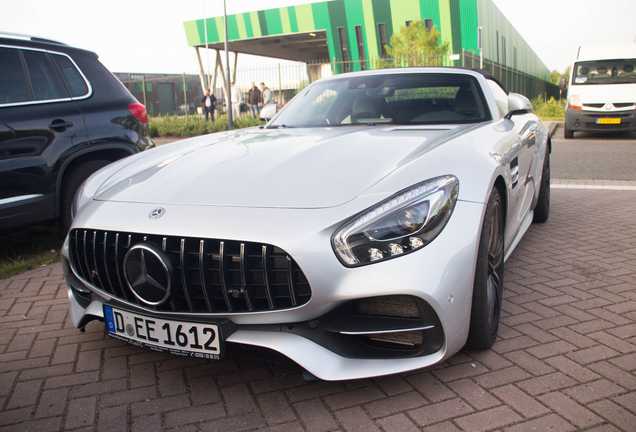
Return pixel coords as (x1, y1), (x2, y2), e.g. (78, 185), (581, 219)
(49, 120), (73, 131)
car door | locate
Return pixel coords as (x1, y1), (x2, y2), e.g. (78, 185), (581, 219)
(0, 45), (88, 230)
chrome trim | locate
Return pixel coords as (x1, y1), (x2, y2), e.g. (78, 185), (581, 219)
(0, 194), (43, 206)
(199, 240), (213, 311)
(0, 44), (92, 107)
(261, 245), (274, 310)
(340, 325), (435, 335)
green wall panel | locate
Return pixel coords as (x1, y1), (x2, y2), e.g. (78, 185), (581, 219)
(250, 12), (262, 37)
(419, 0), (441, 29)
(288, 7), (299, 33)
(327, 0), (347, 61)
(243, 13), (254, 38)
(458, 0), (478, 53)
(236, 14), (248, 39)
(295, 4), (316, 32)
(264, 9), (283, 35)
(362, 0), (379, 59)
(389, 0), (420, 33)
(227, 15), (239, 40)
(258, 11), (268, 36)
(372, 0), (393, 54)
(280, 7), (292, 34)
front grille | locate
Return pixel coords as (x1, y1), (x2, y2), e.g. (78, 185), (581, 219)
(583, 103), (605, 108)
(613, 103), (635, 108)
(68, 229), (311, 313)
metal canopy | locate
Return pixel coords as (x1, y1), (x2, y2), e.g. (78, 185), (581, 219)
(193, 31), (329, 63)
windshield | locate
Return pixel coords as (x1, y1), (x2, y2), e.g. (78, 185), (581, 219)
(268, 73), (491, 128)
(572, 60), (636, 85)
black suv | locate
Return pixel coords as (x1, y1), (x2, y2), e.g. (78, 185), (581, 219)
(0, 33), (153, 233)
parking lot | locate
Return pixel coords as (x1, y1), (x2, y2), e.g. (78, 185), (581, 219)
(1, 131), (635, 431)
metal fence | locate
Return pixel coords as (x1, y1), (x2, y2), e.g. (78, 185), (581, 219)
(116, 50), (558, 117)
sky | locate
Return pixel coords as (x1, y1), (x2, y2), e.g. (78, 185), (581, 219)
(1, 0), (635, 75)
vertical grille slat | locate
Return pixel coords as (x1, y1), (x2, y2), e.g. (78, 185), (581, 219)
(219, 241), (233, 312)
(180, 238), (194, 312)
(69, 229), (310, 313)
(261, 246), (274, 310)
(240, 243), (253, 311)
(286, 256), (297, 306)
(199, 240), (213, 312)
(82, 230), (95, 286)
(91, 230), (105, 289)
(102, 231), (116, 296)
(113, 233), (129, 301)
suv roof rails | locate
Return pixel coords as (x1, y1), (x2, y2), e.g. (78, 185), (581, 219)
(0, 31), (66, 46)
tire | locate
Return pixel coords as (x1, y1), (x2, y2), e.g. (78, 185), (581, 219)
(465, 188), (505, 350)
(563, 126), (573, 139)
(533, 151), (550, 223)
(59, 160), (111, 233)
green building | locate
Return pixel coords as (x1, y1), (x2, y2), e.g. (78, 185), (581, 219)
(183, 0), (556, 99)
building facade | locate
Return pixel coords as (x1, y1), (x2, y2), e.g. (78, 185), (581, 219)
(184, 0), (551, 84)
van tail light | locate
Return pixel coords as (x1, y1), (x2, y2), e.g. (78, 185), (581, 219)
(129, 103), (148, 123)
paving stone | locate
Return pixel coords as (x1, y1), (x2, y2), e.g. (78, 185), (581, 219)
(538, 391), (605, 429)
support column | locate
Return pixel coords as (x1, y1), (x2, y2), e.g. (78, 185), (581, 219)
(232, 52), (238, 84)
(195, 47), (208, 93)
(216, 50), (228, 108)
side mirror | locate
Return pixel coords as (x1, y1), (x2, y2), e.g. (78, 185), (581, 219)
(260, 103), (278, 121)
(504, 93), (532, 120)
(558, 76), (568, 91)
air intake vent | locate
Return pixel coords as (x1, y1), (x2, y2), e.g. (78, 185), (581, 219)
(68, 229), (311, 314)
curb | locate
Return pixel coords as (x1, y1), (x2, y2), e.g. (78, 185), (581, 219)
(548, 121), (563, 137)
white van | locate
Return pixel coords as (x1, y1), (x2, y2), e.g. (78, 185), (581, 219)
(564, 43), (636, 138)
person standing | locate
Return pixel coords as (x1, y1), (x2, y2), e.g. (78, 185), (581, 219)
(248, 82), (261, 119)
(201, 89), (216, 121)
(230, 82), (242, 120)
(260, 82), (274, 106)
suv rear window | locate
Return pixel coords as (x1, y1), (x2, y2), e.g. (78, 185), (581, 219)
(0, 47), (31, 104)
(52, 54), (89, 97)
(22, 50), (67, 101)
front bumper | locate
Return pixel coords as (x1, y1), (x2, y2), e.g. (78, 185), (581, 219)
(63, 199), (484, 380)
(565, 108), (636, 132)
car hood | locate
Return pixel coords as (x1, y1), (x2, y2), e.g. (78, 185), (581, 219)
(570, 83), (636, 104)
(95, 126), (465, 209)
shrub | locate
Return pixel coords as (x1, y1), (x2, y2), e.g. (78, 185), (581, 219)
(531, 96), (565, 120)
(149, 115), (263, 138)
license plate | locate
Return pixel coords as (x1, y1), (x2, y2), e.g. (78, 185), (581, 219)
(597, 118), (621, 124)
(104, 305), (222, 360)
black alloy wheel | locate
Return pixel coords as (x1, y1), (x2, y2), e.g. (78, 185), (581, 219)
(466, 188), (505, 350)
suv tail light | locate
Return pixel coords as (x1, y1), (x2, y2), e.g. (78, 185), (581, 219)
(129, 103), (148, 123)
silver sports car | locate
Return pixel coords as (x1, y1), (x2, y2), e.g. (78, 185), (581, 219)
(62, 68), (550, 380)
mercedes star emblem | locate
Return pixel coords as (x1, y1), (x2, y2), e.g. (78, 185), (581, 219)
(149, 207), (166, 220)
(123, 243), (172, 306)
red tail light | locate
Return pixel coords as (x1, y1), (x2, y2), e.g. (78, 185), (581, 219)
(129, 103), (148, 123)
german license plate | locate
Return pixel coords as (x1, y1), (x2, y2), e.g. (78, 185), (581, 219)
(104, 305), (222, 360)
(597, 118), (621, 124)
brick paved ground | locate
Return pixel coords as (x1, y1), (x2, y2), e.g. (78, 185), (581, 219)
(1, 188), (635, 432)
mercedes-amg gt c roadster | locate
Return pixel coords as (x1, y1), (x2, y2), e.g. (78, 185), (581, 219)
(63, 67), (550, 380)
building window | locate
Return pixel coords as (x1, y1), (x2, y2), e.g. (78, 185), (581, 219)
(496, 31), (499, 64)
(513, 47), (517, 69)
(424, 19), (433, 32)
(355, 25), (366, 70)
(147, 82), (152, 92)
(378, 23), (388, 57)
(502, 36), (506, 66)
(134, 82), (143, 92)
(405, 21), (412, 27)
(338, 27), (350, 72)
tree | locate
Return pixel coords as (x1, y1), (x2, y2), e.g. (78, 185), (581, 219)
(385, 21), (450, 67)
(550, 66), (571, 85)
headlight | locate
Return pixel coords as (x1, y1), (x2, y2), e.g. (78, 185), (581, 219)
(567, 95), (582, 110)
(332, 176), (459, 267)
